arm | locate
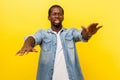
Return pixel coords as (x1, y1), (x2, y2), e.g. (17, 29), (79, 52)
(16, 36), (38, 56)
(81, 23), (102, 40)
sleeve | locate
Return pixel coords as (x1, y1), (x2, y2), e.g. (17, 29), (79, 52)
(72, 28), (88, 42)
(24, 30), (43, 46)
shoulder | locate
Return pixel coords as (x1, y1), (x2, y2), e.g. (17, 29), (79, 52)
(35, 29), (48, 34)
(65, 28), (78, 33)
(36, 29), (47, 32)
(33, 29), (49, 38)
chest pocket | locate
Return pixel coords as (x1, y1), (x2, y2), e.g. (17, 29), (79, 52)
(65, 36), (74, 48)
(41, 38), (52, 52)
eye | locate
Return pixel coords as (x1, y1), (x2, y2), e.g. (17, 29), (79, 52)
(51, 13), (56, 16)
(51, 13), (63, 16)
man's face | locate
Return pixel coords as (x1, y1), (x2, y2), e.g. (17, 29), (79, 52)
(48, 7), (64, 27)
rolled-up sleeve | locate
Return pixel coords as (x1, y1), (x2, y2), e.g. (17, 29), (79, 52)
(72, 28), (88, 42)
(24, 30), (43, 46)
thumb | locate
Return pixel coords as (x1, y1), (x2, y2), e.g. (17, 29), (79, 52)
(81, 26), (87, 32)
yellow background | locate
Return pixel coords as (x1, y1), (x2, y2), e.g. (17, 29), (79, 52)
(0, 0), (120, 80)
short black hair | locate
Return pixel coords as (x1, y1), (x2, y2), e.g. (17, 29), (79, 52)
(48, 5), (64, 17)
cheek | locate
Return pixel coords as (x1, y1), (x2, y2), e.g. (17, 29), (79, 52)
(62, 17), (64, 20)
(61, 17), (64, 21)
(48, 17), (52, 21)
(48, 16), (51, 20)
(48, 16), (54, 20)
(60, 16), (64, 20)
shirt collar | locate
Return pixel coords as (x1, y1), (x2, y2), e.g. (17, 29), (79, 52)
(47, 27), (66, 33)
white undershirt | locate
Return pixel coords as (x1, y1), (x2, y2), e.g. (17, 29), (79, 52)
(52, 31), (69, 80)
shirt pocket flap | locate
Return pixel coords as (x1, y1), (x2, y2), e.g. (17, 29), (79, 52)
(65, 36), (74, 48)
(43, 38), (51, 43)
(42, 38), (51, 51)
(65, 36), (73, 40)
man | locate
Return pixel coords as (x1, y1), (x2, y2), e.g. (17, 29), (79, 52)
(17, 5), (102, 80)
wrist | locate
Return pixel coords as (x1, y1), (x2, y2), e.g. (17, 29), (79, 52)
(82, 33), (92, 40)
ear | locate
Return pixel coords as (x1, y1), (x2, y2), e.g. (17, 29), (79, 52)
(48, 16), (50, 21)
(63, 16), (64, 20)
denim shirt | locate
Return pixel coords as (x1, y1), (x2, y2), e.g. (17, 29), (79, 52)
(30, 27), (87, 80)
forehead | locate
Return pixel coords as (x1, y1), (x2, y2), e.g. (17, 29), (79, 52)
(51, 7), (62, 13)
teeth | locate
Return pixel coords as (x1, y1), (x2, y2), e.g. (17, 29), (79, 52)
(54, 20), (60, 23)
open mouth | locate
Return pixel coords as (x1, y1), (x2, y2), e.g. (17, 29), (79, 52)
(54, 19), (60, 24)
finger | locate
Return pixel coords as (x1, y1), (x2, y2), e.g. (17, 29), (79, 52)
(25, 50), (30, 55)
(97, 26), (103, 29)
(88, 23), (100, 32)
(24, 48), (33, 55)
(81, 26), (86, 29)
(96, 26), (103, 30)
(88, 23), (98, 28)
(25, 49), (33, 54)
(25, 49), (38, 55)
(92, 23), (99, 26)
(16, 50), (24, 56)
(18, 50), (26, 56)
(81, 26), (87, 32)
(32, 48), (38, 52)
(19, 52), (24, 56)
(16, 51), (20, 55)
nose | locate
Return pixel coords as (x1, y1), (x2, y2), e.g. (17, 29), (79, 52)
(55, 14), (59, 18)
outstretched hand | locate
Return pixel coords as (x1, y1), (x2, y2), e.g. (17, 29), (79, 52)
(81, 23), (102, 37)
(16, 45), (38, 56)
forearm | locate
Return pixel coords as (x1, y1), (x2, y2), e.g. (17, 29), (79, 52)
(24, 36), (35, 47)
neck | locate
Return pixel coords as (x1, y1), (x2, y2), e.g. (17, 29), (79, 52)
(51, 25), (62, 33)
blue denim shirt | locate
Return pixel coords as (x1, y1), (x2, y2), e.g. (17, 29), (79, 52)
(31, 27), (87, 80)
